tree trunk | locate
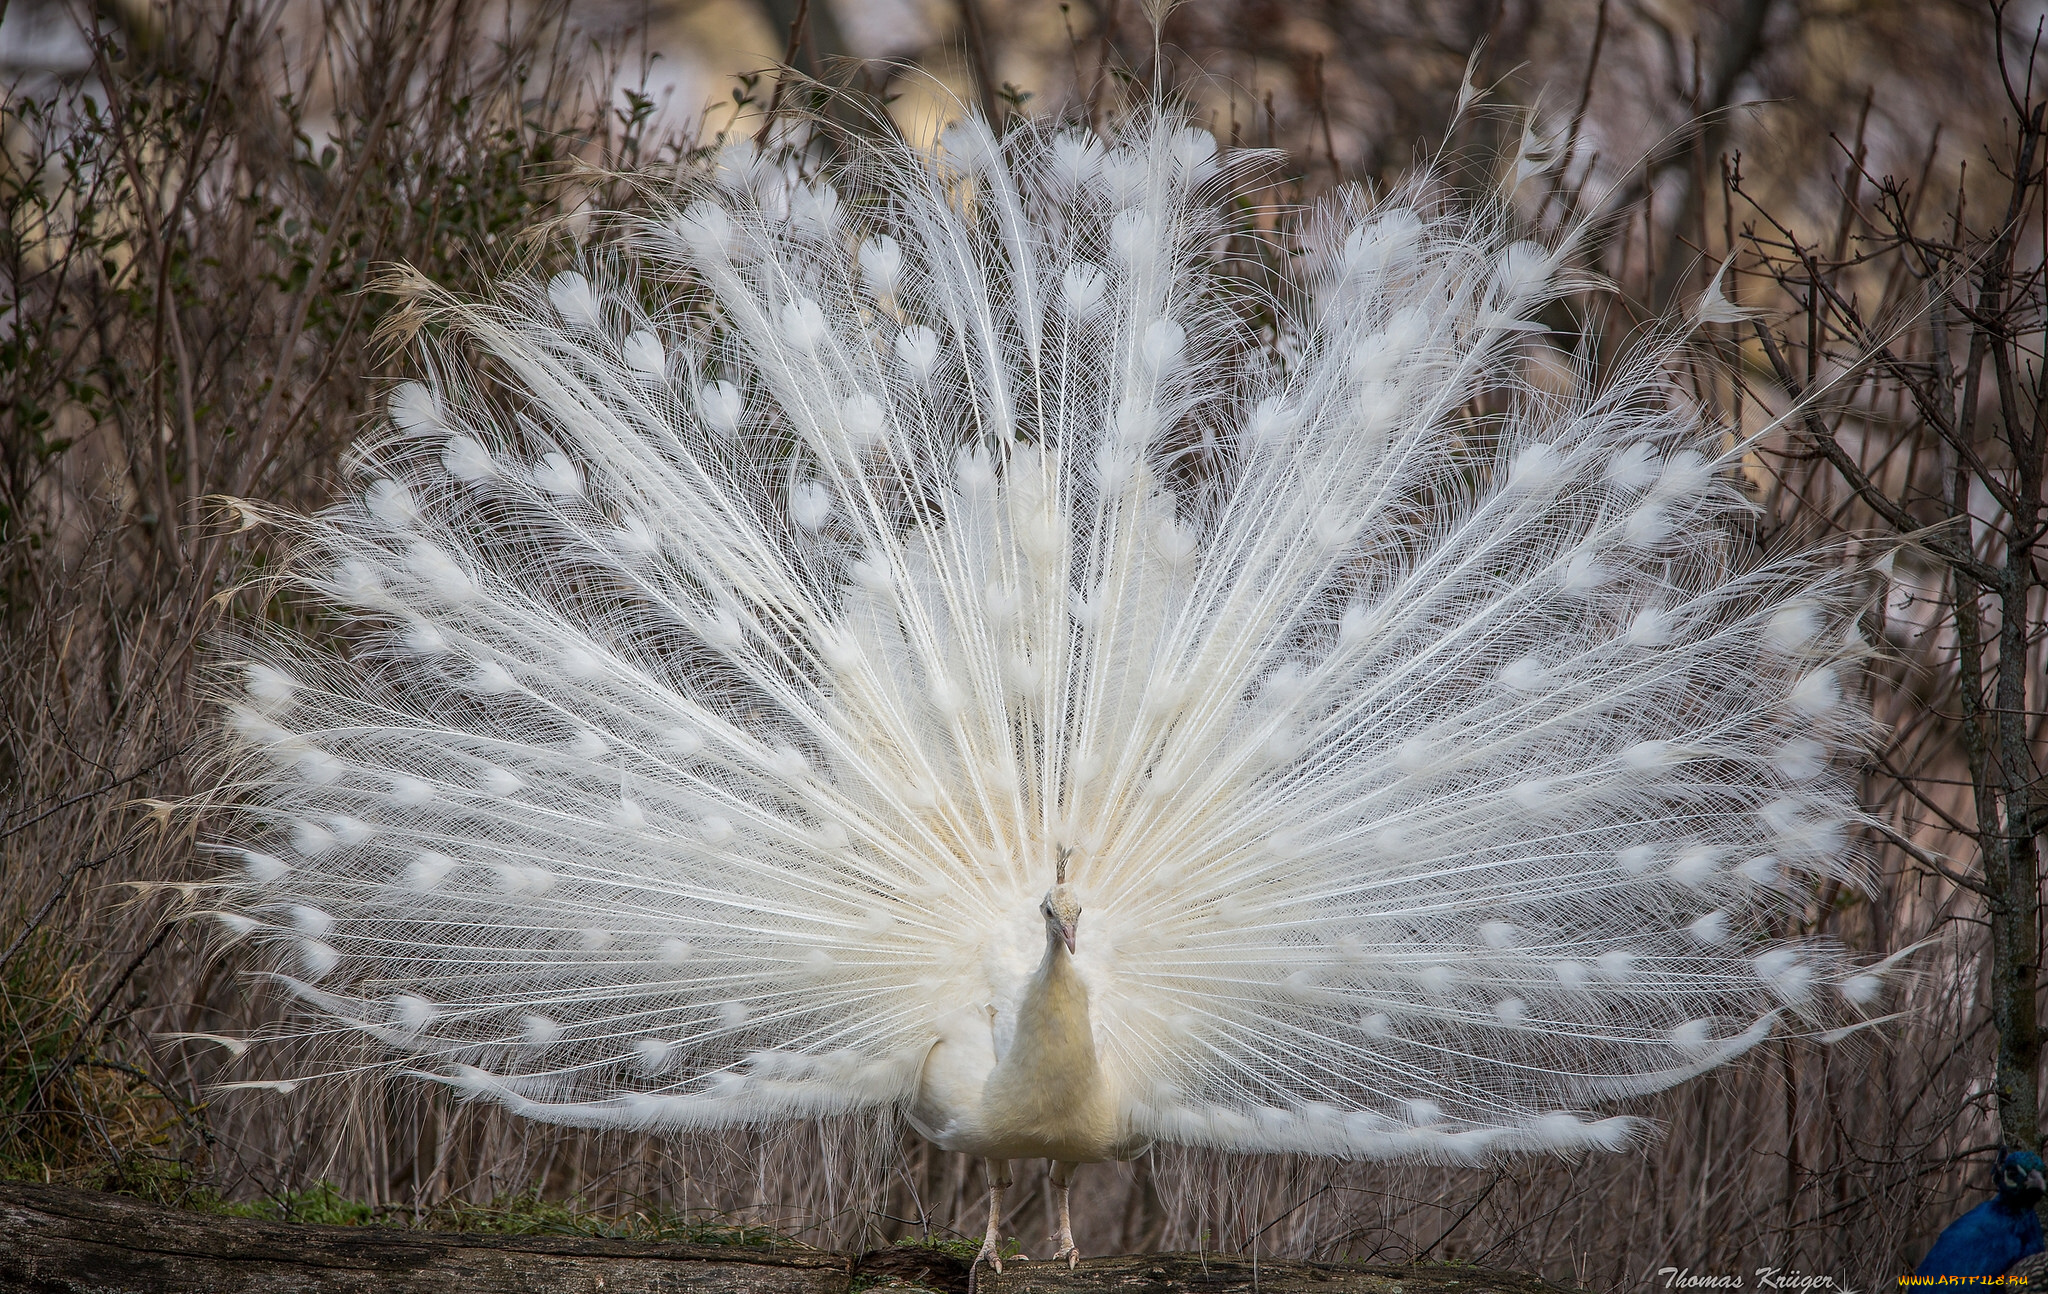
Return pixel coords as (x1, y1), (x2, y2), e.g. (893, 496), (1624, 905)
(0, 1181), (1580, 1294)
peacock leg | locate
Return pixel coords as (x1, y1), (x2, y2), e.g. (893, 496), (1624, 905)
(974, 1158), (1014, 1280)
(1048, 1160), (1080, 1268)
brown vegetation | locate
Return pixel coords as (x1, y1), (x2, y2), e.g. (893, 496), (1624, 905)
(0, 1177), (1595, 1294)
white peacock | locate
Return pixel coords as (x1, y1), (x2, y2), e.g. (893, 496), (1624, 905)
(200, 106), (1891, 1275)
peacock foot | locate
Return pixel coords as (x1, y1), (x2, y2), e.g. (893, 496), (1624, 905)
(1049, 1222), (1079, 1268)
(973, 1242), (1031, 1273)
(974, 1237), (1003, 1277)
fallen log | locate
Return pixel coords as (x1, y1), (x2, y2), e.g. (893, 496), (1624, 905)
(0, 1180), (1578, 1294)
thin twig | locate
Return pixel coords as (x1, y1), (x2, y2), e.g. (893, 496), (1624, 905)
(755, 0), (813, 145)
(1750, 320), (2001, 584)
(955, 0), (1004, 127)
(0, 848), (127, 978)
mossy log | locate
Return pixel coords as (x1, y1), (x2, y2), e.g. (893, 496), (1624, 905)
(0, 1180), (1578, 1294)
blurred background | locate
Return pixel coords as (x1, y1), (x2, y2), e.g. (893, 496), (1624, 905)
(2, 0), (2042, 1286)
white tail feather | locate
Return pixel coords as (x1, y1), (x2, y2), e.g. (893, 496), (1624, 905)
(208, 110), (1880, 1160)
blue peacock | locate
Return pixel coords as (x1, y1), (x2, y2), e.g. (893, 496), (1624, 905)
(1918, 1150), (2046, 1277)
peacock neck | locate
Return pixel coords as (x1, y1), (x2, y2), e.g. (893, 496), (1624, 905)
(997, 928), (1099, 1081)
(953, 919), (1121, 1163)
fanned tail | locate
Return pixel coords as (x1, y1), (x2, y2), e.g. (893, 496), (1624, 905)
(207, 108), (1886, 1156)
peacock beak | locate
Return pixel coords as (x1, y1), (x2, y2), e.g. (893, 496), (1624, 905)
(2029, 1169), (2044, 1193)
(1059, 920), (1078, 954)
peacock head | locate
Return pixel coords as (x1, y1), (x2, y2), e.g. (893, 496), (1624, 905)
(1997, 1150), (2046, 1204)
(1040, 886), (1084, 954)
